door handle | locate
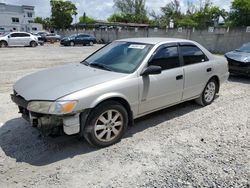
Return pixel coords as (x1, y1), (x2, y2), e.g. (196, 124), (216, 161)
(176, 75), (183, 80)
(207, 68), (212, 72)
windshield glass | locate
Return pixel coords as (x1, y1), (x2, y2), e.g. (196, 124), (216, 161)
(69, 34), (77, 38)
(2, 32), (10, 36)
(237, 43), (250, 53)
(83, 41), (152, 73)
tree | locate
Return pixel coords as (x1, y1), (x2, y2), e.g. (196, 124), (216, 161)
(34, 17), (44, 24)
(34, 17), (53, 30)
(109, 0), (149, 23)
(50, 0), (77, 29)
(79, 12), (95, 23)
(229, 0), (250, 26)
(160, 0), (182, 26)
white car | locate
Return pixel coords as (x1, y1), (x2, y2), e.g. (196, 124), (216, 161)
(11, 38), (229, 147)
(0, 32), (38, 47)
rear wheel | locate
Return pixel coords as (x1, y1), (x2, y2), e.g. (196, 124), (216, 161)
(195, 78), (218, 106)
(30, 41), (37, 47)
(82, 101), (128, 147)
(0, 41), (7, 48)
(89, 41), (94, 46)
(70, 41), (75, 46)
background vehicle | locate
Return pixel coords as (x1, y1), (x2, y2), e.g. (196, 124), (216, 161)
(60, 33), (97, 46)
(0, 32), (38, 47)
(225, 42), (250, 76)
(11, 38), (229, 147)
(45, 33), (61, 42)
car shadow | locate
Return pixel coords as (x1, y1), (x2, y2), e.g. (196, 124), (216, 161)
(0, 101), (202, 166)
(228, 75), (250, 84)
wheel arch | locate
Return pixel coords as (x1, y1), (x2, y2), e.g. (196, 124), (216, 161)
(30, 40), (37, 46)
(0, 40), (8, 45)
(209, 75), (220, 93)
(89, 94), (134, 126)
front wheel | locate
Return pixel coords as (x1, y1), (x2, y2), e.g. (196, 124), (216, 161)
(82, 101), (128, 147)
(70, 41), (75, 46)
(89, 41), (94, 46)
(195, 78), (218, 106)
(0, 41), (7, 48)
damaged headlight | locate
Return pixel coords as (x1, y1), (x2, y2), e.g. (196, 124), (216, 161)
(27, 101), (78, 115)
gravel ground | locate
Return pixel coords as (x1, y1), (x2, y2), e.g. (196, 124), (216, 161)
(0, 44), (249, 188)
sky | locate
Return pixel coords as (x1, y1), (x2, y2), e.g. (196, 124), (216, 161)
(0, 0), (232, 21)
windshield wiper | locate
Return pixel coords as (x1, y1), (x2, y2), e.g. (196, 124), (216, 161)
(81, 60), (90, 66)
(90, 63), (113, 71)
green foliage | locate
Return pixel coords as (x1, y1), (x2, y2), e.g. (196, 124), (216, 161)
(161, 0), (181, 25)
(34, 17), (53, 30)
(79, 12), (95, 23)
(108, 13), (149, 23)
(176, 16), (197, 28)
(34, 17), (44, 24)
(50, 0), (77, 29)
(110, 0), (149, 23)
(229, 0), (250, 26)
(152, 0), (229, 29)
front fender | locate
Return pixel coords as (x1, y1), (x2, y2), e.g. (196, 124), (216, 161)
(90, 92), (130, 108)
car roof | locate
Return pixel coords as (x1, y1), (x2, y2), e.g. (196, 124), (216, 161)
(9, 31), (30, 34)
(116, 37), (194, 45)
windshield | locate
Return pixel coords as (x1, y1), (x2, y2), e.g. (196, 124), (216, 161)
(2, 32), (10, 36)
(69, 34), (77, 38)
(237, 43), (250, 53)
(82, 41), (152, 73)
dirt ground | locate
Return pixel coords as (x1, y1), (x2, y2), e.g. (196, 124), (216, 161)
(0, 44), (249, 188)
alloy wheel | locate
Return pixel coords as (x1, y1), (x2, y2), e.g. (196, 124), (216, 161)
(94, 110), (123, 142)
(204, 82), (216, 103)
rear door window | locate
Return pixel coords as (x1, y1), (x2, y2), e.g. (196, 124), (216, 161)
(180, 45), (208, 65)
(19, 33), (30, 37)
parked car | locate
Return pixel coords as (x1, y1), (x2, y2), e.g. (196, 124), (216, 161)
(60, 33), (97, 46)
(225, 42), (250, 76)
(0, 32), (38, 47)
(11, 38), (229, 147)
(45, 33), (61, 42)
(32, 33), (44, 46)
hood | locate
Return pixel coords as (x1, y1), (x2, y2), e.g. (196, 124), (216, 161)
(225, 50), (250, 63)
(14, 63), (126, 101)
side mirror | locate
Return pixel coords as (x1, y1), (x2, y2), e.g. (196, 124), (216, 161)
(8, 35), (10, 38)
(140, 65), (162, 76)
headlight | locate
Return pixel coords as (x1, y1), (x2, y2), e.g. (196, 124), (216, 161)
(27, 101), (77, 115)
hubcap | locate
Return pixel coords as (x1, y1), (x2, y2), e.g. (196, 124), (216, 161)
(204, 82), (216, 103)
(94, 110), (123, 142)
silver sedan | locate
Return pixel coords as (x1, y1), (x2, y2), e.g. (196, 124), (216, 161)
(11, 38), (229, 147)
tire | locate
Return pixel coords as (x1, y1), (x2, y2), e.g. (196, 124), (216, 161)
(89, 41), (94, 46)
(30, 41), (37, 47)
(82, 101), (128, 147)
(70, 41), (75, 46)
(195, 78), (218, 106)
(0, 41), (7, 48)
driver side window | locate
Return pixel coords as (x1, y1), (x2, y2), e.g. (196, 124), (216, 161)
(149, 46), (180, 71)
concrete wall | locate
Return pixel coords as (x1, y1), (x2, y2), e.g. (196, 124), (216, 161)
(57, 27), (250, 53)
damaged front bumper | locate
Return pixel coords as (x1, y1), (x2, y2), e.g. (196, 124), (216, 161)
(11, 93), (81, 136)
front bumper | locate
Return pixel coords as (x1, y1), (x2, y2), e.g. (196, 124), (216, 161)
(60, 40), (70, 46)
(11, 93), (80, 135)
(227, 58), (250, 76)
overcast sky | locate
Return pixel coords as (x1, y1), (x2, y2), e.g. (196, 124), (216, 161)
(0, 0), (232, 21)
